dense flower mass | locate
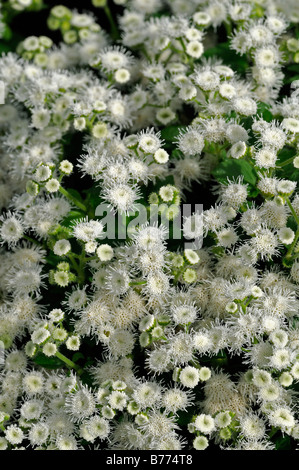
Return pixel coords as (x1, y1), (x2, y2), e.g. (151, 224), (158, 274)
(0, 0), (299, 451)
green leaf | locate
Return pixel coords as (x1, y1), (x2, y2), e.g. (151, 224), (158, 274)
(161, 126), (186, 143)
(257, 102), (273, 122)
(284, 74), (299, 84)
(212, 159), (257, 186)
(203, 43), (249, 74)
(275, 435), (292, 450)
(72, 352), (85, 362)
(278, 147), (297, 161)
(248, 187), (259, 198)
(0, 41), (12, 54)
(286, 64), (299, 73)
(66, 188), (84, 202)
(33, 353), (64, 369)
(61, 210), (84, 227)
(154, 174), (175, 190)
(277, 147), (298, 181)
(64, 210), (84, 219)
(83, 184), (102, 213)
(1, 26), (12, 42)
(177, 409), (197, 426)
(46, 252), (61, 266)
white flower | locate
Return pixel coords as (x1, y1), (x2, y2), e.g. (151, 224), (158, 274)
(59, 160), (73, 175)
(45, 178), (60, 193)
(54, 239), (71, 256)
(269, 407), (295, 431)
(73, 219), (104, 242)
(179, 366), (200, 388)
(22, 371), (44, 395)
(42, 342), (57, 357)
(171, 304), (198, 325)
(277, 180), (296, 195)
(92, 122), (108, 139)
(96, 244), (114, 261)
(31, 108), (51, 129)
(186, 41), (204, 58)
(255, 46), (280, 68)
(66, 387), (96, 422)
(29, 423), (49, 446)
(279, 372), (293, 387)
(254, 148), (277, 168)
(198, 367), (211, 381)
(217, 227), (238, 247)
(87, 416), (110, 440)
(194, 414), (215, 434)
(293, 156), (299, 168)
(31, 327), (50, 345)
(66, 335), (81, 351)
(290, 362), (299, 379)
(156, 107), (176, 125)
(154, 148), (169, 164)
(0, 214), (23, 246)
(193, 12), (211, 25)
(103, 183), (140, 214)
(233, 97), (257, 116)
(183, 213), (203, 239)
(230, 141), (246, 159)
(219, 83), (236, 100)
(220, 181), (247, 209)
(34, 164), (52, 182)
(240, 415), (266, 440)
(215, 411), (231, 428)
(5, 425), (24, 445)
(139, 132), (161, 153)
(193, 435), (209, 450)
(184, 249), (199, 264)
(108, 390), (128, 411)
(56, 435), (78, 450)
(162, 388), (191, 413)
(194, 70), (219, 91)
(114, 68), (131, 83)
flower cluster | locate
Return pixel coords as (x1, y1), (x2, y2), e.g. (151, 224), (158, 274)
(0, 0), (299, 451)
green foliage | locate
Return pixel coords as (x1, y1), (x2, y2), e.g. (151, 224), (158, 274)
(61, 210), (85, 228)
(33, 352), (64, 369)
(212, 158), (257, 186)
(284, 63), (299, 84)
(203, 42), (249, 74)
(161, 125), (186, 149)
(256, 102), (273, 122)
(274, 434), (293, 450)
(71, 352), (85, 362)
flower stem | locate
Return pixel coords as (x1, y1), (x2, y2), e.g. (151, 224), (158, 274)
(129, 281), (147, 286)
(140, 45), (152, 63)
(55, 351), (84, 375)
(277, 157), (295, 168)
(23, 235), (42, 246)
(59, 187), (87, 212)
(67, 253), (80, 271)
(178, 37), (186, 53)
(286, 197), (299, 226)
(104, 4), (119, 40)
